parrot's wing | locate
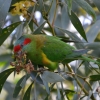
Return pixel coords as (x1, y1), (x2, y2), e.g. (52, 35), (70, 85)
(41, 36), (75, 62)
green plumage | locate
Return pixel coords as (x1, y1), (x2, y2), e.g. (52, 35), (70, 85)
(14, 34), (86, 70)
(41, 35), (75, 61)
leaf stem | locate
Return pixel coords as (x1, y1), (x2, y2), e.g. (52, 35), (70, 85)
(52, 0), (58, 27)
(66, 64), (89, 95)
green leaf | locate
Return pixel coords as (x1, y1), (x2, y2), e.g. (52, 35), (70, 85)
(0, 68), (15, 93)
(73, 0), (96, 21)
(33, 81), (37, 100)
(33, 21), (46, 34)
(29, 20), (34, 32)
(68, 11), (87, 41)
(55, 26), (85, 49)
(44, 96), (49, 100)
(38, 0), (44, 11)
(61, 6), (70, 29)
(13, 74), (30, 98)
(41, 71), (64, 83)
(0, 54), (12, 62)
(23, 82), (33, 100)
(93, 0), (100, 11)
(30, 72), (43, 84)
(65, 0), (72, 15)
(0, 21), (21, 46)
(81, 56), (100, 66)
(86, 20), (100, 43)
(85, 43), (100, 57)
(42, 79), (50, 94)
(90, 74), (100, 81)
(0, 0), (12, 27)
(56, 84), (61, 100)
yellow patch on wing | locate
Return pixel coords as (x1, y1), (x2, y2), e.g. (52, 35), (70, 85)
(41, 52), (51, 65)
(41, 52), (58, 70)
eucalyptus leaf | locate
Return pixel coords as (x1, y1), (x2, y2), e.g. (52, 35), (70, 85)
(38, 0), (44, 11)
(44, 96), (49, 100)
(42, 78), (50, 94)
(23, 82), (33, 100)
(68, 11), (87, 41)
(0, 54), (12, 61)
(55, 26), (85, 49)
(0, 0), (12, 28)
(29, 20), (34, 32)
(33, 21), (46, 34)
(30, 72), (43, 84)
(86, 20), (100, 43)
(85, 43), (100, 57)
(0, 21), (21, 46)
(49, 0), (56, 22)
(13, 74), (30, 98)
(33, 81), (37, 100)
(90, 75), (100, 81)
(73, 0), (96, 21)
(0, 68), (15, 93)
(54, 14), (64, 36)
(20, 75), (29, 88)
(61, 6), (70, 29)
(56, 84), (61, 100)
(65, 0), (72, 15)
(41, 71), (64, 83)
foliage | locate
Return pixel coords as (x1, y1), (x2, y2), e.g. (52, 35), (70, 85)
(0, 0), (100, 100)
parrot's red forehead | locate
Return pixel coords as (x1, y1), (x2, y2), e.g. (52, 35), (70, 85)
(23, 38), (31, 45)
(14, 38), (31, 53)
(14, 44), (21, 53)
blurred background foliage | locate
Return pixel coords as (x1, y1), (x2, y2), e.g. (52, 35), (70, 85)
(0, 0), (100, 100)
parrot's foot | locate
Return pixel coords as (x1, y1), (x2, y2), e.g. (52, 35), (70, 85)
(10, 50), (34, 74)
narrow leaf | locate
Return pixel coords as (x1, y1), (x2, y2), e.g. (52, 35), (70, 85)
(55, 26), (85, 49)
(23, 82), (33, 100)
(30, 72), (43, 84)
(73, 0), (96, 21)
(41, 71), (64, 83)
(90, 75), (100, 81)
(44, 95), (49, 100)
(0, 68), (15, 93)
(65, 0), (72, 15)
(86, 20), (100, 43)
(0, 0), (12, 27)
(13, 74), (30, 98)
(68, 11), (87, 41)
(0, 21), (21, 46)
(33, 81), (37, 100)
(42, 78), (50, 94)
(33, 21), (46, 34)
(56, 84), (61, 100)
(29, 20), (34, 32)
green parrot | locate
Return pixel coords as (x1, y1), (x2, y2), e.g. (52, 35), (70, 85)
(13, 34), (88, 70)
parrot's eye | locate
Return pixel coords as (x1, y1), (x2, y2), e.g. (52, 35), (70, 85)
(14, 44), (21, 53)
(23, 38), (31, 45)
